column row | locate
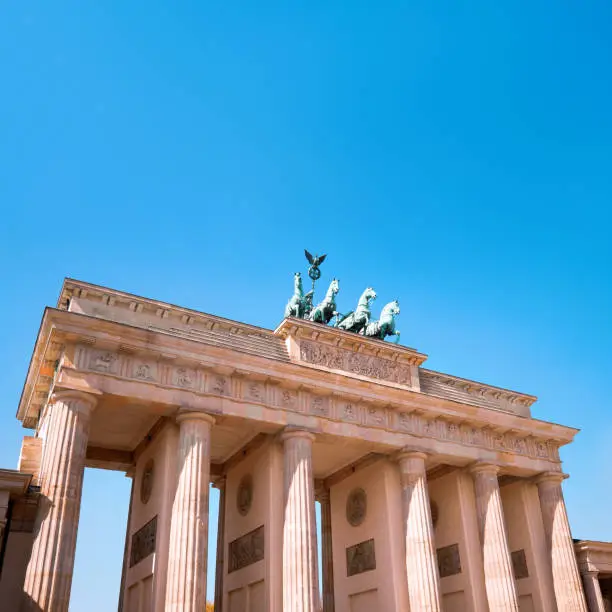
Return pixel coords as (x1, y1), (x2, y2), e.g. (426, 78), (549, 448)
(22, 397), (589, 612)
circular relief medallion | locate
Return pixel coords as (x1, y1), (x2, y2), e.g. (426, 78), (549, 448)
(430, 500), (439, 529)
(346, 488), (367, 527)
(237, 474), (254, 516)
(140, 459), (155, 505)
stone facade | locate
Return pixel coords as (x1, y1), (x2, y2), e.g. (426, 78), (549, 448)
(0, 278), (603, 611)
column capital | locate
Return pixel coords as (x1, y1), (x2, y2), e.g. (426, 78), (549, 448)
(211, 475), (227, 490)
(280, 427), (316, 443)
(534, 471), (568, 485)
(395, 448), (429, 463)
(176, 411), (216, 426)
(468, 462), (501, 477)
(51, 389), (99, 412)
(315, 486), (330, 504)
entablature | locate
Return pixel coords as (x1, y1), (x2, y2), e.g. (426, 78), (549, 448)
(18, 308), (578, 475)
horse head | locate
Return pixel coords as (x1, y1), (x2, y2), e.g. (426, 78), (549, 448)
(382, 300), (400, 318)
(328, 278), (339, 297)
(361, 287), (377, 305)
(293, 272), (303, 294)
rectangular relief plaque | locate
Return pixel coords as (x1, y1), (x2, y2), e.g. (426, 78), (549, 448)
(228, 525), (265, 573)
(511, 549), (529, 579)
(346, 538), (376, 577)
(129, 515), (157, 567)
(436, 543), (461, 578)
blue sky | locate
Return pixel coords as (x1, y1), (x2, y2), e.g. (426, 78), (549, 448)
(1, 2), (611, 609)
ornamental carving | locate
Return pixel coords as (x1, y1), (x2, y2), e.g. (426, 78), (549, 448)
(511, 549), (529, 579)
(175, 367), (194, 388)
(237, 474), (253, 516)
(437, 543), (461, 578)
(343, 402), (359, 422)
(280, 389), (297, 408)
(346, 538), (376, 577)
(247, 382), (264, 401)
(130, 516), (157, 567)
(310, 396), (330, 417)
(299, 340), (412, 386)
(90, 351), (118, 374)
(228, 525), (264, 573)
(134, 362), (155, 381)
(140, 459), (154, 505)
(75, 344), (562, 467)
(346, 488), (367, 527)
(211, 375), (228, 395)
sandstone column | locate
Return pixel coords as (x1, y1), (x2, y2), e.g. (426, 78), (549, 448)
(536, 472), (588, 611)
(281, 429), (319, 612)
(213, 476), (227, 612)
(117, 469), (135, 612)
(317, 487), (335, 612)
(164, 412), (215, 612)
(23, 390), (97, 612)
(581, 570), (605, 612)
(470, 463), (519, 611)
(397, 451), (442, 611)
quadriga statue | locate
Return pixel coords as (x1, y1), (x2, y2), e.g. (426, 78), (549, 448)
(362, 300), (401, 343)
(284, 272), (307, 319)
(309, 278), (339, 324)
(335, 287), (377, 334)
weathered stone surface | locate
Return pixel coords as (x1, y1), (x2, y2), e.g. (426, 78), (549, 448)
(470, 463), (519, 611)
(228, 525), (265, 573)
(22, 391), (97, 612)
(536, 473), (588, 611)
(300, 340), (413, 386)
(398, 451), (442, 611)
(164, 412), (215, 612)
(346, 539), (376, 577)
(511, 549), (528, 580)
(346, 488), (367, 527)
(282, 429), (319, 612)
(437, 543), (461, 578)
(129, 516), (157, 567)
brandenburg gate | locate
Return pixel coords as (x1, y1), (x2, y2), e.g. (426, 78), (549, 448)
(0, 270), (599, 611)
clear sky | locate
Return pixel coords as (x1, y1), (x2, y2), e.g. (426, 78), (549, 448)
(1, 2), (611, 610)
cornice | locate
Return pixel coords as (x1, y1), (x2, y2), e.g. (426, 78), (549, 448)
(274, 317), (428, 365)
(0, 469), (33, 496)
(18, 309), (579, 453)
(59, 278), (275, 337)
(420, 368), (537, 409)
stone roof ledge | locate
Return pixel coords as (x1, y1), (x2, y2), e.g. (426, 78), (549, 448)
(275, 317), (426, 392)
(274, 317), (428, 365)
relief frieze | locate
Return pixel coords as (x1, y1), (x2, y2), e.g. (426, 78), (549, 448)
(310, 395), (330, 417)
(437, 543), (461, 578)
(130, 515), (157, 567)
(73, 344), (562, 466)
(346, 538), (376, 577)
(228, 525), (265, 573)
(299, 340), (412, 387)
(511, 549), (529, 580)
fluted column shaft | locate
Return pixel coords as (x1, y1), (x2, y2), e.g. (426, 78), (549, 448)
(581, 571), (605, 612)
(164, 412), (215, 612)
(317, 488), (335, 612)
(213, 476), (227, 612)
(398, 451), (442, 612)
(23, 391), (96, 612)
(536, 473), (588, 611)
(282, 429), (319, 612)
(470, 463), (519, 612)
